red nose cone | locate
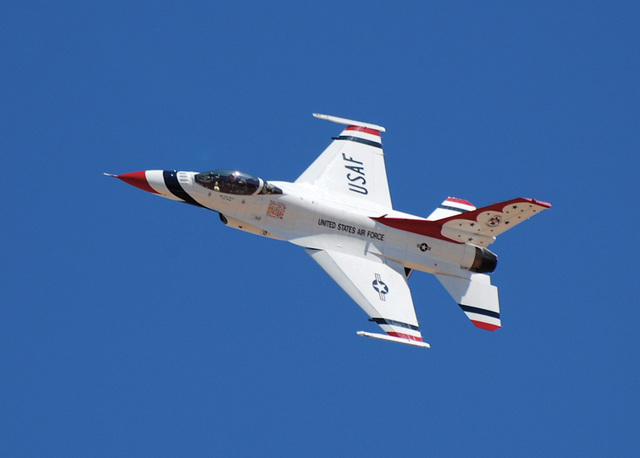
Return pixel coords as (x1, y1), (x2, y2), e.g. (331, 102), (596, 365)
(117, 171), (159, 194)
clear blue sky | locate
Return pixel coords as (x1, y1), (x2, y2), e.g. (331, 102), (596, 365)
(2, 1), (638, 456)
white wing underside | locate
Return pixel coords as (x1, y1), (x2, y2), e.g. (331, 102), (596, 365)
(295, 114), (392, 211)
(306, 248), (428, 347)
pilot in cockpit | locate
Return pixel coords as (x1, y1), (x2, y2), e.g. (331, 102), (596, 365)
(194, 169), (282, 196)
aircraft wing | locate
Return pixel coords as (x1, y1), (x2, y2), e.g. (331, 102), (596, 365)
(295, 114), (393, 211)
(306, 248), (429, 348)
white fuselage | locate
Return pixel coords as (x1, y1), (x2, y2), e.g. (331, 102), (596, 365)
(172, 172), (479, 279)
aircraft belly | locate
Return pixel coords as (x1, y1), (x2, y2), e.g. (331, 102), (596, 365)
(380, 228), (476, 276)
(286, 199), (385, 254)
(219, 215), (283, 240)
(203, 185), (481, 276)
(222, 194), (301, 240)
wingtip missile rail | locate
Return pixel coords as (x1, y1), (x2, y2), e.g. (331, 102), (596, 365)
(357, 331), (431, 348)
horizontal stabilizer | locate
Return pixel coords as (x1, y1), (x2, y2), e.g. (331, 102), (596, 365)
(357, 331), (430, 348)
(435, 273), (501, 331)
(426, 197), (476, 221)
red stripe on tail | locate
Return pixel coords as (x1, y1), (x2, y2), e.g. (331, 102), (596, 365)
(471, 320), (501, 331)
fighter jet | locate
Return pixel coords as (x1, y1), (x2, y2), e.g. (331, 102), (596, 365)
(107, 113), (550, 348)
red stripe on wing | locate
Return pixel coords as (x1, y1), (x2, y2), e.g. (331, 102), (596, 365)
(387, 332), (423, 342)
(346, 125), (381, 136)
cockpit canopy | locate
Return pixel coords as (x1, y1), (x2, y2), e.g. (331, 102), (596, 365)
(194, 169), (282, 196)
